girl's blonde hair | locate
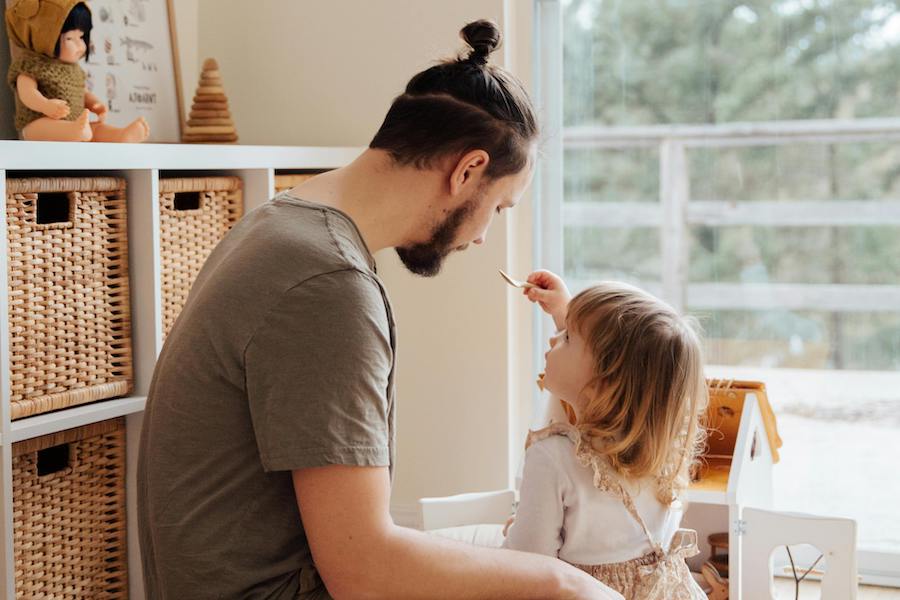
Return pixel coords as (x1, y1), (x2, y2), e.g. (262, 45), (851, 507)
(566, 282), (708, 505)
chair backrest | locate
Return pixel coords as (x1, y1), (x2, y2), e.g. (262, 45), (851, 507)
(418, 489), (516, 531)
(741, 507), (857, 600)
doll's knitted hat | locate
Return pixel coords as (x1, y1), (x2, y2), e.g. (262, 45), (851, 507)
(5, 0), (89, 57)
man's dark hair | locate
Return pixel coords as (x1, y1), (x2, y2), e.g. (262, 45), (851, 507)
(370, 19), (538, 179)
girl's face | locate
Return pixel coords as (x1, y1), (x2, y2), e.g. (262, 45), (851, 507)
(542, 326), (596, 415)
(58, 30), (86, 63)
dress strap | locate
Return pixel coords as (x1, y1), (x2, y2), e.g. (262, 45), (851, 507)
(525, 422), (661, 552)
(525, 421), (580, 450)
(575, 448), (661, 552)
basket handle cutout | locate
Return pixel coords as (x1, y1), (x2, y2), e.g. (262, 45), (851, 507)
(37, 443), (70, 476)
(36, 192), (74, 225)
(173, 191), (202, 211)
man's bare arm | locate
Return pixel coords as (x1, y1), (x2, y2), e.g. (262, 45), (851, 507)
(293, 464), (623, 600)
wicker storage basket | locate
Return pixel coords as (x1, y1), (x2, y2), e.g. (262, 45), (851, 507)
(13, 418), (127, 598)
(274, 173), (316, 194)
(5, 177), (133, 420)
(158, 176), (243, 336)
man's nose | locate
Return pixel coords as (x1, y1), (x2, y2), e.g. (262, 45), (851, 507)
(473, 237), (485, 245)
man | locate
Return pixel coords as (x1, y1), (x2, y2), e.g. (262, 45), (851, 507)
(138, 19), (622, 600)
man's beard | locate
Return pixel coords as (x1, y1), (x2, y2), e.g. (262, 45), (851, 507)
(395, 196), (478, 277)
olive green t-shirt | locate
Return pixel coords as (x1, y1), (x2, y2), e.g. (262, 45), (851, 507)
(137, 194), (396, 599)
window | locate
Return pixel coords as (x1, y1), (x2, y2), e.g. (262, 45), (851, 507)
(537, 0), (900, 583)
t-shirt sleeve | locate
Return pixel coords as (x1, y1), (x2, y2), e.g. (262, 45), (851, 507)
(8, 56), (38, 89)
(245, 269), (393, 472)
(502, 440), (567, 557)
(6, 53), (47, 89)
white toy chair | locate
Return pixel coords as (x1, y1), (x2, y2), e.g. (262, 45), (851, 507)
(417, 489), (516, 548)
(415, 399), (555, 545)
(418, 489), (516, 530)
(740, 507), (858, 599)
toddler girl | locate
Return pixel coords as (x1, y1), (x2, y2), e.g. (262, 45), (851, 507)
(503, 270), (708, 599)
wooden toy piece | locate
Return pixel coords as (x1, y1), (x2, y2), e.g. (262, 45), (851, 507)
(708, 531), (729, 577)
(182, 58), (239, 144)
(700, 562), (729, 600)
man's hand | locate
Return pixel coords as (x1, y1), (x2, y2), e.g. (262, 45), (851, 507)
(523, 269), (572, 331)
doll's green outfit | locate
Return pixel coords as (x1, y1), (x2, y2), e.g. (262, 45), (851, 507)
(5, 0), (89, 132)
(7, 49), (85, 131)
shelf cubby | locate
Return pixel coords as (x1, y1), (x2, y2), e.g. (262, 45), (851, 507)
(0, 140), (361, 598)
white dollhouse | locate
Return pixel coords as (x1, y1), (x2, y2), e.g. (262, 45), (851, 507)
(682, 379), (781, 598)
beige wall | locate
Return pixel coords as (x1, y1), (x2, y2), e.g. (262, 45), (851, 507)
(179, 0), (538, 514)
(195, 0), (495, 147)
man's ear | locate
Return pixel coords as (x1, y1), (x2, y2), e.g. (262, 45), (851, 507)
(448, 150), (490, 197)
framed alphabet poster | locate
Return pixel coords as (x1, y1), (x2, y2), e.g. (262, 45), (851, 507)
(83, 0), (184, 142)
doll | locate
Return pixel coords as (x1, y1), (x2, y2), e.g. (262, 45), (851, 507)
(6, 0), (149, 142)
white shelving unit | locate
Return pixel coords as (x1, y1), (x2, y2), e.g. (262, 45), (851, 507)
(0, 140), (362, 599)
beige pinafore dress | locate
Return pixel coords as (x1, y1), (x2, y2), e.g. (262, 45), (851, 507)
(526, 423), (707, 600)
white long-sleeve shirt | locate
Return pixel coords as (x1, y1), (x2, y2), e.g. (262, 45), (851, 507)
(503, 433), (684, 565)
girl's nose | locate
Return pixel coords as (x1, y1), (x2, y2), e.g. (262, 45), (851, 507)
(548, 335), (558, 349)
